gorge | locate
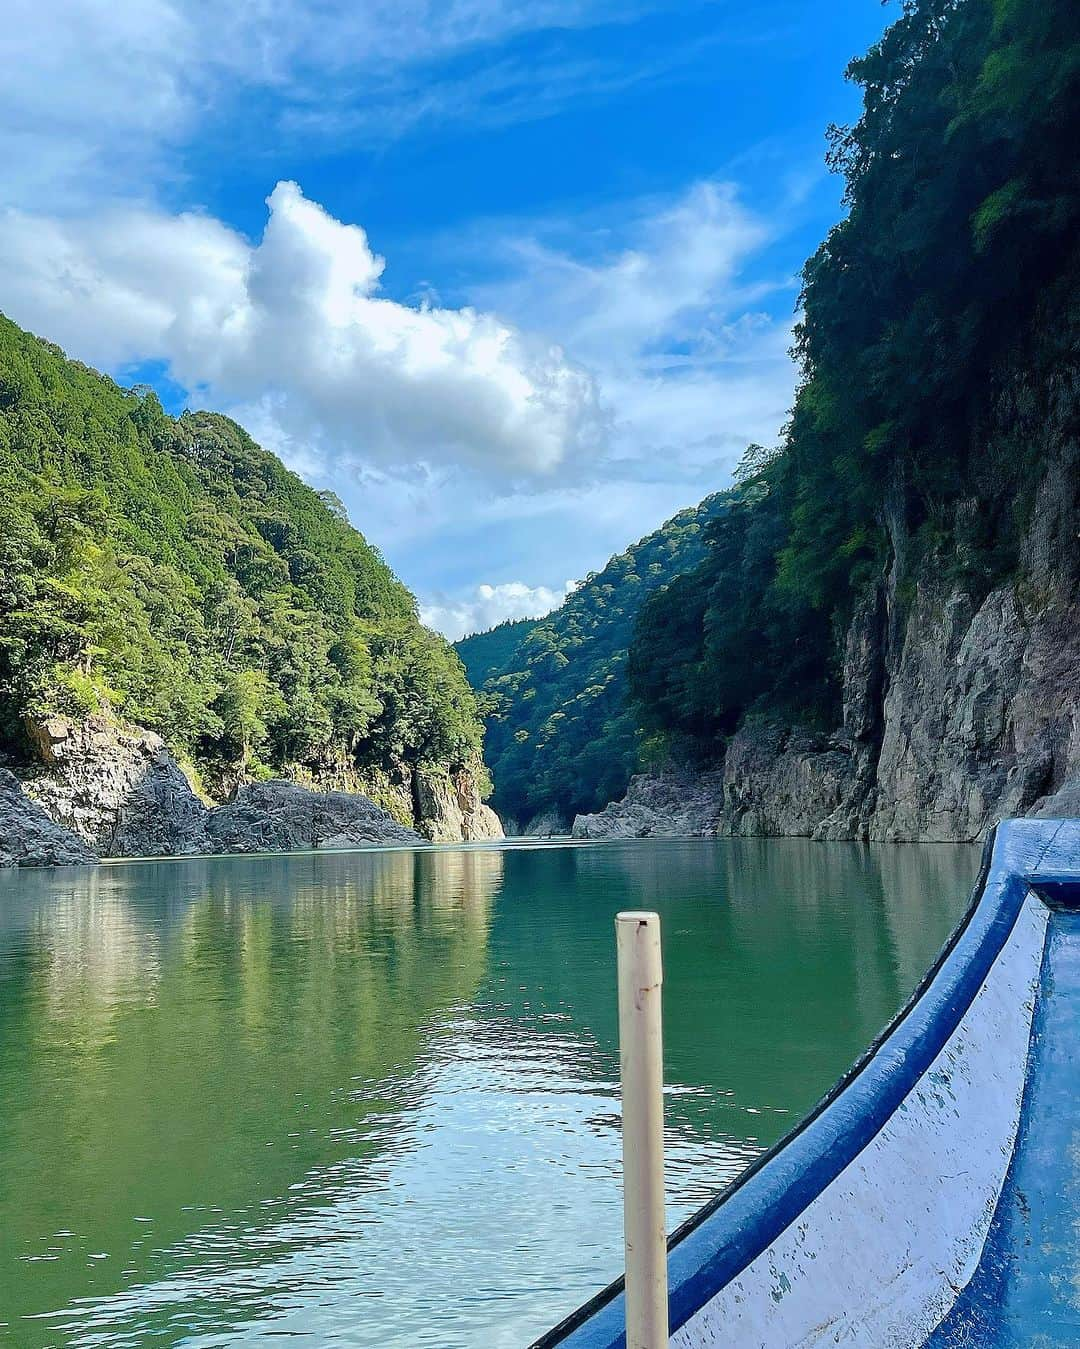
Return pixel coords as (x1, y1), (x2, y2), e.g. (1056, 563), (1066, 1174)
(459, 0), (1080, 845)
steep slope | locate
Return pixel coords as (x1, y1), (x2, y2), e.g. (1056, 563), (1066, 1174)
(460, 493), (731, 829)
(0, 314), (493, 840)
(456, 617), (541, 690)
(581, 0), (1080, 842)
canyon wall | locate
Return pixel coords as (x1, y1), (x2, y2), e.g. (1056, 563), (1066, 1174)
(576, 376), (1079, 844)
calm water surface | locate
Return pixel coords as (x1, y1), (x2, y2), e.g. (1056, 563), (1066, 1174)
(0, 837), (978, 1346)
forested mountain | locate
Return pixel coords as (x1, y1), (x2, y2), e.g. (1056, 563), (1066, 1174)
(0, 316), (485, 799)
(456, 617), (541, 690)
(629, 0), (1080, 756)
(456, 494), (729, 827)
(463, 0), (1080, 838)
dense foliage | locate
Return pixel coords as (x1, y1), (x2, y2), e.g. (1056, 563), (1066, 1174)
(0, 316), (484, 785)
(630, 0), (1080, 753)
(455, 617), (540, 690)
(457, 494), (729, 824)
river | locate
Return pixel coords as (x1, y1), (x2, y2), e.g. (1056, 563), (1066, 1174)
(0, 837), (977, 1346)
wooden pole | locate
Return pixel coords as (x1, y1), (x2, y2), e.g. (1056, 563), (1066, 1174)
(616, 910), (668, 1348)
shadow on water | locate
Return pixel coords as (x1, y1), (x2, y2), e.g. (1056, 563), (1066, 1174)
(0, 838), (977, 1346)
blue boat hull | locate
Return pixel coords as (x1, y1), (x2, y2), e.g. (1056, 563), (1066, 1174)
(535, 818), (1080, 1348)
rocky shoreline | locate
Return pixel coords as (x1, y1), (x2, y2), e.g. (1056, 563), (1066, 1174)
(575, 367), (1080, 846)
(1, 715), (502, 868)
(574, 567), (1079, 845)
(573, 572), (1079, 845)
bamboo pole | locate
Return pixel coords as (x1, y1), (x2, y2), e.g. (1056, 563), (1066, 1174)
(616, 910), (668, 1348)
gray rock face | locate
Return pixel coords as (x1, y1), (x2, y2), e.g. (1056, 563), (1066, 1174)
(0, 769), (98, 867)
(575, 392), (1080, 845)
(207, 780), (423, 852)
(521, 808), (570, 837)
(1032, 777), (1080, 819)
(574, 770), (726, 838)
(109, 755), (212, 857)
(413, 767), (504, 843)
(21, 715), (208, 856)
(717, 727), (874, 842)
(16, 714), (500, 856)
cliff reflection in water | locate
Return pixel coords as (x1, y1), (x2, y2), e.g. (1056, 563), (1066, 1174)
(0, 838), (977, 1348)
(0, 848), (502, 1341)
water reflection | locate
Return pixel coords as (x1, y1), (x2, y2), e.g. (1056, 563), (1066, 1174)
(0, 839), (976, 1346)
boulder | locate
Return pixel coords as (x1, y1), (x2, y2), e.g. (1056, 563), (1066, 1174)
(206, 780), (423, 853)
(0, 769), (98, 867)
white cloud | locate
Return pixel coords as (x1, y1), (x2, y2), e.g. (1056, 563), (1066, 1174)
(280, 26), (732, 148)
(481, 182), (769, 361)
(0, 182), (603, 476)
(421, 580), (578, 641)
(1, 0), (193, 209)
(0, 171), (799, 604)
(468, 178), (799, 476)
(0, 0), (669, 208)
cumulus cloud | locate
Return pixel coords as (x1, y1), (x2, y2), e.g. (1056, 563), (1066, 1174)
(0, 182), (602, 475)
(0, 171), (800, 611)
(421, 580), (578, 641)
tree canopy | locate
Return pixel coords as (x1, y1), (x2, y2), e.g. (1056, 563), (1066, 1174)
(455, 494), (730, 824)
(629, 0), (1079, 758)
(0, 315), (485, 788)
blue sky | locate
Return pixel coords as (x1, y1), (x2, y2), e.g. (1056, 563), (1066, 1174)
(1, 0), (893, 637)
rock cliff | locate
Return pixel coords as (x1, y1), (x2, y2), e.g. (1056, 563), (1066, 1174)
(413, 766), (503, 843)
(576, 379), (1080, 845)
(501, 808), (572, 838)
(7, 714), (499, 863)
(0, 770), (98, 867)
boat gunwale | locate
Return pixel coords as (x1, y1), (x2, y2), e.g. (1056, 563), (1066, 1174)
(533, 819), (1068, 1348)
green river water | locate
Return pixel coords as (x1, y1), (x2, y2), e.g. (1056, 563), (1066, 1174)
(0, 837), (977, 1346)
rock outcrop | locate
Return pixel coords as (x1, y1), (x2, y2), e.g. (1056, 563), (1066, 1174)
(413, 766), (503, 843)
(573, 771), (725, 838)
(206, 780), (422, 852)
(110, 755), (215, 857)
(6, 714), (498, 863)
(521, 808), (571, 837)
(1032, 776), (1080, 819)
(0, 770), (98, 867)
(21, 715), (199, 854)
(575, 384), (1080, 845)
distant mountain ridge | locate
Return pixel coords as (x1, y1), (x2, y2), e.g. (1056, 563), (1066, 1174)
(454, 492), (731, 829)
(456, 616), (541, 691)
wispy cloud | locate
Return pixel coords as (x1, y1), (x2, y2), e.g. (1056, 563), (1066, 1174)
(0, 0), (705, 209)
(278, 24), (734, 148)
(467, 178), (799, 479)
